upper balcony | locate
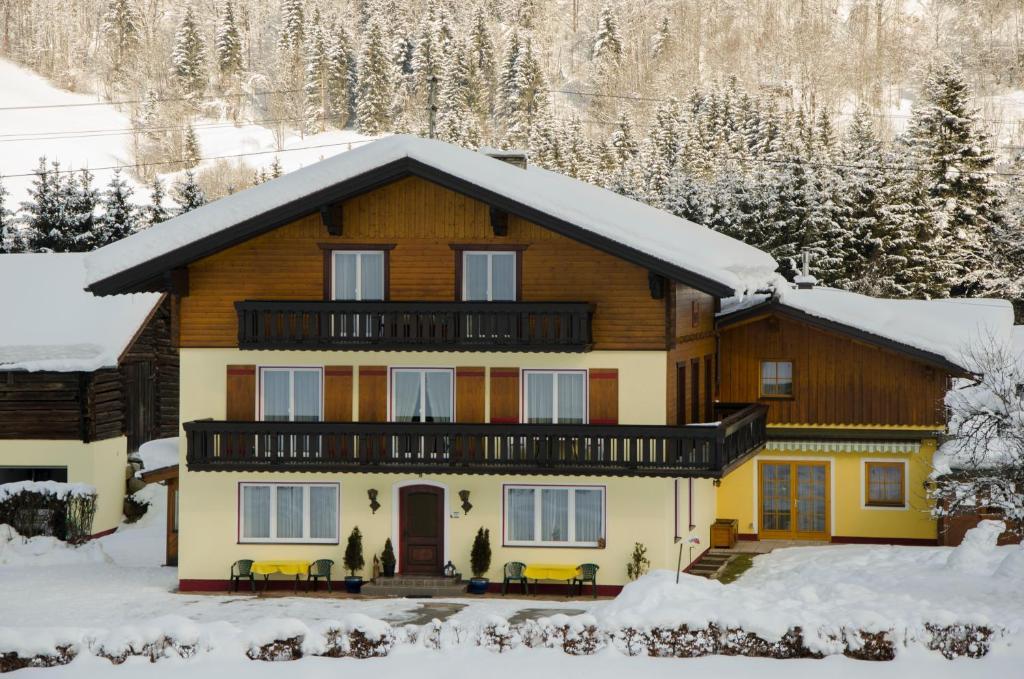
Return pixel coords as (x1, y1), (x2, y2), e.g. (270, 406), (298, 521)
(235, 300), (594, 352)
(184, 404), (768, 478)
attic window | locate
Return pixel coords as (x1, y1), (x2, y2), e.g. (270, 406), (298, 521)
(760, 360), (793, 398)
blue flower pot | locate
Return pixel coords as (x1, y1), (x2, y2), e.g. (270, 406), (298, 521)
(344, 576), (363, 594)
(467, 577), (489, 595)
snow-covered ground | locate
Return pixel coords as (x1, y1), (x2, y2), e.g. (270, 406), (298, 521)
(0, 485), (1021, 676)
(0, 58), (378, 207)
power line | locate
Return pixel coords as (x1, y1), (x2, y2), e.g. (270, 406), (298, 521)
(0, 138), (376, 179)
(0, 87), (306, 113)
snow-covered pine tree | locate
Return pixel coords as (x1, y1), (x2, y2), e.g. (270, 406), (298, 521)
(905, 60), (1007, 297)
(304, 14), (329, 134)
(183, 123), (201, 167)
(879, 166), (949, 299)
(357, 20), (396, 135)
(561, 116), (592, 181)
(529, 109), (563, 172)
(651, 16), (670, 58)
(0, 175), (18, 253)
(171, 5), (207, 100)
(66, 169), (99, 250)
(641, 97), (682, 204)
(95, 170), (140, 246)
(436, 40), (480, 148)
(215, 0), (243, 82)
(277, 0), (304, 54)
(593, 4), (623, 62)
(100, 0), (141, 85)
(23, 162), (98, 253)
(147, 176), (169, 226)
(468, 6), (497, 115)
(609, 111), (639, 169)
(500, 33), (547, 148)
(269, 157), (283, 179)
(174, 171), (207, 215)
(325, 21), (354, 128)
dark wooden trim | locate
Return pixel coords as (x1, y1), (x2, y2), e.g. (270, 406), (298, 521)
(718, 300), (966, 375)
(448, 243), (530, 251)
(319, 245), (395, 301)
(87, 157), (735, 297)
(766, 426), (939, 441)
(117, 293), (167, 365)
(140, 465), (179, 483)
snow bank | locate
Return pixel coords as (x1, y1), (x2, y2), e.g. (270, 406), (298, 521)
(0, 253), (160, 372)
(135, 437), (180, 476)
(945, 520), (1007, 575)
(85, 135), (778, 296)
(0, 524), (109, 566)
(0, 480), (96, 502)
(721, 283), (1016, 373)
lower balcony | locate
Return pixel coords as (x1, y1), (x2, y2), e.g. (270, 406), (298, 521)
(184, 404), (767, 478)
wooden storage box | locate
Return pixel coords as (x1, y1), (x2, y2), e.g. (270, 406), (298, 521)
(711, 518), (738, 549)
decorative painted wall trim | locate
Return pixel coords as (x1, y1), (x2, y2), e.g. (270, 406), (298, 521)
(765, 440), (921, 454)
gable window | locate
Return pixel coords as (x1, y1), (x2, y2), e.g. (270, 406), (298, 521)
(523, 370), (586, 424)
(504, 485), (605, 547)
(865, 462), (906, 507)
(239, 482), (339, 543)
(332, 251), (385, 301)
(462, 251), (516, 301)
(760, 360), (793, 398)
(391, 368), (454, 423)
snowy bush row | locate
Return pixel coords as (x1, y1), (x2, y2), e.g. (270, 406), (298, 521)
(0, 482), (96, 503)
(0, 613), (1004, 672)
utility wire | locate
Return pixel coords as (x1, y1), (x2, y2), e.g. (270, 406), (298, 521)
(0, 87), (306, 112)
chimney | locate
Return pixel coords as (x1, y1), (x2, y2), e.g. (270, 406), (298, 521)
(481, 147), (528, 169)
(795, 250), (818, 290)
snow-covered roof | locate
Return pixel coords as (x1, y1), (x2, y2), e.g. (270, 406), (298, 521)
(84, 135), (778, 296)
(720, 283), (1016, 372)
(0, 254), (161, 372)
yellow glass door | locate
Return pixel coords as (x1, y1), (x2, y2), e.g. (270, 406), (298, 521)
(759, 461), (830, 540)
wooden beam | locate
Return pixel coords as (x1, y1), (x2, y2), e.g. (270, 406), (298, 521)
(163, 268), (189, 296)
(321, 204), (342, 236)
(489, 206), (508, 236)
(648, 271), (665, 299)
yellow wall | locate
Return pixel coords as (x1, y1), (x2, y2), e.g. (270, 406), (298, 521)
(175, 348), (719, 585)
(0, 437), (127, 534)
(177, 470), (714, 585)
(179, 348), (668, 425)
(715, 439), (938, 541)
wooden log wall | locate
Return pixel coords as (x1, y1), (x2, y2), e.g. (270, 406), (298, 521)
(0, 371), (85, 439)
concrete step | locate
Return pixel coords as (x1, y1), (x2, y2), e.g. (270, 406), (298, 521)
(362, 576), (467, 597)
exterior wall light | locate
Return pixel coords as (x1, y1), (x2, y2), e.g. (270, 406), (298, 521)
(368, 489), (381, 514)
(458, 490), (472, 515)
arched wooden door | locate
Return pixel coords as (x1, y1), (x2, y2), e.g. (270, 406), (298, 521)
(399, 485), (444, 574)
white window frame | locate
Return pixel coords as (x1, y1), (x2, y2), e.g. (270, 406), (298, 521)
(461, 250), (517, 301)
(388, 367), (456, 423)
(521, 369), (588, 424)
(258, 367), (324, 421)
(238, 482), (340, 544)
(503, 484), (606, 547)
(331, 250), (386, 301)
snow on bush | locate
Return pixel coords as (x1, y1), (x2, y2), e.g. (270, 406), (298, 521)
(945, 520), (1007, 574)
(0, 524), (109, 566)
(0, 482), (95, 503)
(0, 482), (98, 542)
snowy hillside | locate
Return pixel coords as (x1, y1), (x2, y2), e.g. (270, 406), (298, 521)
(0, 58), (379, 207)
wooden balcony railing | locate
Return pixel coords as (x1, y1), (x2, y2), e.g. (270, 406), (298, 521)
(184, 404), (767, 478)
(235, 301), (594, 352)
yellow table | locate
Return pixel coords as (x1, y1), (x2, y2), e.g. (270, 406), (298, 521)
(523, 563), (581, 596)
(252, 560), (311, 591)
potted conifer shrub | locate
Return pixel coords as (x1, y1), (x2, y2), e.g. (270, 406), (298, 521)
(343, 526), (365, 593)
(467, 527), (491, 594)
(381, 538), (396, 577)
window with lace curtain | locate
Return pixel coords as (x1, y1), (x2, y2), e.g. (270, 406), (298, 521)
(522, 370), (587, 424)
(504, 484), (605, 547)
(239, 483), (339, 543)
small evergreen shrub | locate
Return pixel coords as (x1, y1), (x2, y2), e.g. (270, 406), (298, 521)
(0, 483), (96, 542)
(626, 542), (650, 580)
(380, 538), (396, 575)
(470, 527), (491, 578)
(344, 526), (365, 576)
(122, 493), (150, 524)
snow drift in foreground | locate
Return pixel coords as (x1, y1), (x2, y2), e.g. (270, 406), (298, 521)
(0, 524), (109, 566)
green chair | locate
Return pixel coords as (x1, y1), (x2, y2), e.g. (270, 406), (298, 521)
(230, 559), (255, 592)
(502, 561), (529, 595)
(307, 559), (335, 593)
(572, 563), (600, 598)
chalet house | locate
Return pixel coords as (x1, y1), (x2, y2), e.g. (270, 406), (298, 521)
(81, 136), (1012, 590)
(0, 253), (178, 535)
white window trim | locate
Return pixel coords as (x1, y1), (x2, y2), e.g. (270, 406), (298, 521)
(238, 482), (340, 544)
(331, 250), (385, 301)
(521, 369), (589, 424)
(461, 250), (517, 301)
(258, 367), (324, 421)
(503, 484), (606, 547)
(860, 458), (910, 511)
(388, 367), (456, 423)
